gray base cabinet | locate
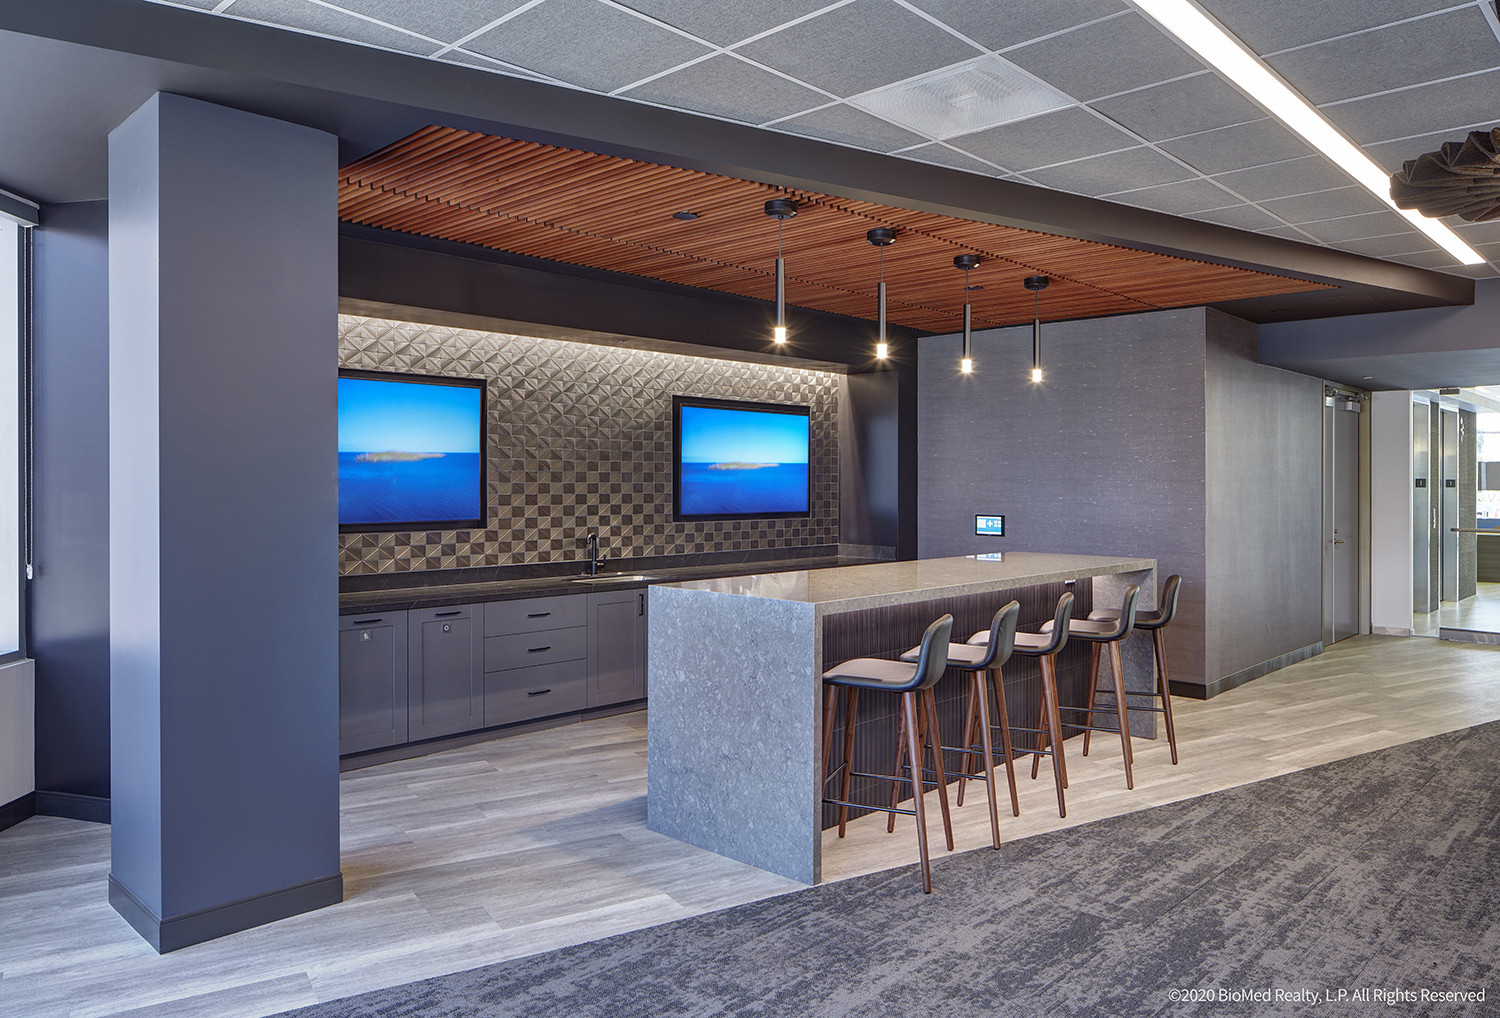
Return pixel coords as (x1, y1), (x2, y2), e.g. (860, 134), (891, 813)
(338, 610), (408, 755)
(340, 588), (648, 758)
(587, 588), (647, 707)
(408, 604), (483, 741)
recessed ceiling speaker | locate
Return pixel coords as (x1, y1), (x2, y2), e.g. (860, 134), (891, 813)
(1389, 128), (1500, 223)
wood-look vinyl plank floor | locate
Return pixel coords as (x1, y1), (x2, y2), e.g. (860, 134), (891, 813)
(5, 634), (1500, 1017)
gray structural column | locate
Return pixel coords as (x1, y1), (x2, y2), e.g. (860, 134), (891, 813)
(108, 93), (340, 953)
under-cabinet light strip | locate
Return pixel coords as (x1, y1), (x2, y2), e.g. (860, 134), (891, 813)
(1131, 0), (1485, 266)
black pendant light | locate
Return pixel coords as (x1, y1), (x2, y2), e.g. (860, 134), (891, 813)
(954, 254), (981, 373)
(867, 228), (896, 359)
(764, 198), (799, 343)
(1024, 275), (1050, 383)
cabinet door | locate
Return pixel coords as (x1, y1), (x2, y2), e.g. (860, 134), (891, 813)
(408, 605), (483, 740)
(338, 611), (409, 755)
(587, 588), (647, 708)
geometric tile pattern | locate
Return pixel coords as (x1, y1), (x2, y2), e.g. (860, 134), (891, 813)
(337, 315), (839, 575)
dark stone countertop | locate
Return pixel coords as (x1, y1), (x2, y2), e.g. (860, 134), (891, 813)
(338, 555), (882, 614)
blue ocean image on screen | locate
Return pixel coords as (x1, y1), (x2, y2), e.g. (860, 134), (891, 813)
(339, 377), (483, 525)
(679, 405), (808, 516)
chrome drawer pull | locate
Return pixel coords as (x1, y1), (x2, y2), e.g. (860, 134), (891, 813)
(528, 646), (552, 653)
(527, 689), (551, 696)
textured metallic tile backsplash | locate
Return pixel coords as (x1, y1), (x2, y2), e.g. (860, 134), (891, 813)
(338, 316), (840, 574)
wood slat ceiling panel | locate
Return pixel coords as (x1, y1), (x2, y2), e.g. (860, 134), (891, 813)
(340, 127), (1333, 332)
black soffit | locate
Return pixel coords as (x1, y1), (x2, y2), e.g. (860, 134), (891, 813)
(1391, 127), (1500, 224)
(0, 0), (1475, 325)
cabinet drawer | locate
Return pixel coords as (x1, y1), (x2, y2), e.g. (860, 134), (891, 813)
(485, 660), (586, 727)
(485, 626), (587, 671)
(485, 594), (586, 636)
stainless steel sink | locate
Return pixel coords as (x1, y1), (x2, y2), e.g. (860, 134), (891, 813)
(571, 574), (659, 583)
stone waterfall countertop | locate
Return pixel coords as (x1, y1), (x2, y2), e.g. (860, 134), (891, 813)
(658, 552), (1156, 615)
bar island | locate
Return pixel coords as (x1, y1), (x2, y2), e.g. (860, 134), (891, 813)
(646, 552), (1156, 884)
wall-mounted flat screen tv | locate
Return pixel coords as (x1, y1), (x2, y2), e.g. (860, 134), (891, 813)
(338, 369), (487, 533)
(673, 396), (810, 521)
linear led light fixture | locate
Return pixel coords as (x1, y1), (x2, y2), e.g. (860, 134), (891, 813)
(1132, 0), (1485, 265)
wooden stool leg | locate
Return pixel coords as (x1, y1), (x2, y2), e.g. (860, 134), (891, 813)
(821, 684), (838, 786)
(1041, 653), (1068, 817)
(902, 690), (932, 893)
(972, 671), (1002, 848)
(990, 667), (1020, 817)
(955, 679), (980, 806)
(1155, 629), (1179, 765)
(1030, 691), (1047, 780)
(838, 687), (859, 838)
(1108, 638), (1134, 789)
(1082, 642), (1101, 757)
(922, 688), (955, 852)
(886, 696), (907, 834)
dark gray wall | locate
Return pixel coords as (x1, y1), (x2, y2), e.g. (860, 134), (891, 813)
(1203, 311), (1323, 683)
(109, 93), (339, 949)
(840, 370), (899, 552)
(1259, 278), (1500, 390)
(916, 308), (1209, 687)
(31, 199), (111, 817)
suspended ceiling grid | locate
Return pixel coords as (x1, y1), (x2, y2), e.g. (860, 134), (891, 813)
(154, 0), (1500, 279)
(339, 126), (1331, 331)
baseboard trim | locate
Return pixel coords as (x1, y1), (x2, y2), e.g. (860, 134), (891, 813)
(109, 871), (344, 954)
(1170, 641), (1326, 700)
(0, 791), (36, 834)
(35, 790), (110, 824)
(1371, 626), (1412, 637)
(1439, 628), (1500, 645)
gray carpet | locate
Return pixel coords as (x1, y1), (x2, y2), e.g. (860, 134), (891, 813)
(276, 724), (1500, 1017)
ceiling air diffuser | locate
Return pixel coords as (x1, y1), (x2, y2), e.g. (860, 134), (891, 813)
(1389, 127), (1500, 223)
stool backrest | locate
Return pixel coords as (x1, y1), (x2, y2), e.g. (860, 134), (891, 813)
(1094, 584), (1140, 641)
(908, 614), (954, 691)
(972, 601), (1020, 671)
(1146, 574), (1182, 629)
(1033, 591), (1074, 656)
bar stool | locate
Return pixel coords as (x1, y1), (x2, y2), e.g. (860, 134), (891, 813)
(821, 614), (955, 893)
(1085, 574), (1182, 764)
(897, 601), (1021, 851)
(966, 592), (1075, 818)
(1041, 584), (1140, 789)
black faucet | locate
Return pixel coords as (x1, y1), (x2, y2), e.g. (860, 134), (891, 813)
(584, 533), (607, 576)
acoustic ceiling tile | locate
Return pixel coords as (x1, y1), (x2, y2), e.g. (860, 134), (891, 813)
(1457, 222), (1500, 246)
(735, 0), (982, 98)
(612, 0), (834, 46)
(1321, 69), (1500, 147)
(1337, 232), (1437, 257)
(1158, 117), (1313, 175)
(623, 55), (828, 124)
(1388, 249), (1463, 269)
(329, 0), (534, 42)
(1193, 0), (1459, 54)
(1256, 225), (1315, 241)
(897, 143), (1006, 175)
(1364, 127), (1495, 175)
(226, 0), (441, 54)
(466, 0), (712, 93)
(439, 49), (546, 78)
(1105, 176), (1241, 215)
(1259, 186), (1389, 224)
(1092, 73), (1265, 142)
(1210, 155), (1352, 202)
(1443, 263), (1500, 278)
(904, 0), (1127, 52)
(1193, 204), (1286, 232)
(1265, 8), (1500, 106)
(1022, 146), (1195, 196)
(1296, 210), (1412, 243)
(1005, 13), (1205, 103)
(776, 104), (931, 152)
(951, 106), (1138, 172)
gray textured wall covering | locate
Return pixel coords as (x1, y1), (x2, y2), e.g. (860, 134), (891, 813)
(338, 316), (839, 574)
(916, 307), (1208, 687)
(1203, 310), (1323, 682)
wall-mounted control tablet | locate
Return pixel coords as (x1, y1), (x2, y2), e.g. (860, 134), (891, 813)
(975, 514), (1005, 536)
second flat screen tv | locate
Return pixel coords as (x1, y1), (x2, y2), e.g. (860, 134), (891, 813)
(338, 369), (487, 532)
(674, 396), (810, 521)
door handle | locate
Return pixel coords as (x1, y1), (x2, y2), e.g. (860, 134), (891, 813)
(1332, 539), (1345, 545)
